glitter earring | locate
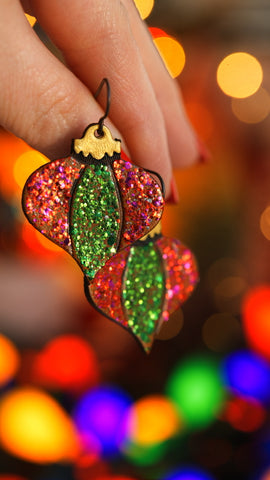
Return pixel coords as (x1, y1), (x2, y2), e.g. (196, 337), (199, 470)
(22, 79), (164, 282)
(85, 222), (199, 352)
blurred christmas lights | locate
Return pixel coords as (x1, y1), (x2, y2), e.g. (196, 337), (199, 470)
(260, 206), (270, 241)
(217, 52), (263, 98)
(222, 396), (266, 433)
(166, 356), (225, 428)
(222, 350), (270, 404)
(242, 286), (270, 360)
(125, 395), (180, 447)
(231, 87), (270, 124)
(0, 387), (78, 463)
(156, 309), (184, 340)
(149, 27), (186, 78)
(25, 13), (36, 27)
(32, 334), (99, 392)
(133, 0), (154, 20)
(13, 150), (47, 190)
(0, 334), (20, 387)
(163, 466), (215, 480)
(202, 313), (241, 353)
(73, 386), (131, 456)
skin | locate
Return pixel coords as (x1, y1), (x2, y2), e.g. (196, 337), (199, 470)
(0, 0), (199, 195)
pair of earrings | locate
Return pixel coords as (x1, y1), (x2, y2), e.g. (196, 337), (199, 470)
(22, 79), (198, 352)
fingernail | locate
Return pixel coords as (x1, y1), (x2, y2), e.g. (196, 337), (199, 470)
(166, 177), (179, 205)
(196, 137), (212, 163)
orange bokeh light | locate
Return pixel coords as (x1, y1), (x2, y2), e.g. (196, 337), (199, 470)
(0, 387), (78, 464)
(242, 286), (270, 359)
(13, 150), (47, 190)
(133, 0), (154, 20)
(0, 334), (20, 387)
(153, 36), (186, 78)
(217, 52), (263, 98)
(126, 395), (180, 446)
(33, 334), (99, 392)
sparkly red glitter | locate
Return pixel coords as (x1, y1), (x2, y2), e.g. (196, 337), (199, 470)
(113, 159), (164, 247)
(156, 237), (199, 320)
(22, 157), (82, 252)
(89, 249), (129, 327)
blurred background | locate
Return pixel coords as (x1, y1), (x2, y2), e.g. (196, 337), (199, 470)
(1, 0), (270, 479)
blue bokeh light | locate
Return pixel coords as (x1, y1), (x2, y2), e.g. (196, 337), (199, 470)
(222, 350), (270, 404)
(73, 385), (132, 456)
(163, 466), (214, 480)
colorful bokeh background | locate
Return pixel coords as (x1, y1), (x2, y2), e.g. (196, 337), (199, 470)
(1, 1), (270, 479)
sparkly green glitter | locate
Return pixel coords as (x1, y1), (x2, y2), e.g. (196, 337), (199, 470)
(70, 163), (120, 280)
(122, 241), (165, 349)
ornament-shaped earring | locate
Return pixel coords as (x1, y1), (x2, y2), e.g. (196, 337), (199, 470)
(85, 222), (199, 352)
(22, 79), (164, 281)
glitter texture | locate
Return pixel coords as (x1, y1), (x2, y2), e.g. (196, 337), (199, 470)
(89, 249), (129, 326)
(113, 159), (164, 247)
(70, 163), (121, 280)
(122, 242), (165, 351)
(22, 157), (82, 251)
(156, 237), (199, 321)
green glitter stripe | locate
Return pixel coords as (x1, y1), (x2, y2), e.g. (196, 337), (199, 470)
(70, 163), (121, 280)
(122, 241), (165, 349)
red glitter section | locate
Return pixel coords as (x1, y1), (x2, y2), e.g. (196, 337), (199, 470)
(89, 249), (130, 327)
(23, 156), (82, 251)
(113, 159), (164, 247)
(156, 237), (199, 319)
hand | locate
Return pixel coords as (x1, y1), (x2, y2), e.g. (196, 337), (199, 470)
(0, 0), (199, 196)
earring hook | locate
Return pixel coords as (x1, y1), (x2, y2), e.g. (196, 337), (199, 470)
(94, 78), (111, 136)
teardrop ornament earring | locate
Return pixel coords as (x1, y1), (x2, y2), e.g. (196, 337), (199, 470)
(85, 222), (199, 352)
(22, 78), (165, 281)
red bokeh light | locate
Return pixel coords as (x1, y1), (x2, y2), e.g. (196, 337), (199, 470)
(222, 396), (266, 432)
(33, 335), (99, 392)
(242, 286), (270, 359)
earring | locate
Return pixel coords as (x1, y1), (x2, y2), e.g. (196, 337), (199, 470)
(85, 222), (199, 352)
(22, 79), (164, 281)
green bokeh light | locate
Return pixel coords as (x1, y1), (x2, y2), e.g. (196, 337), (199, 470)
(166, 356), (225, 428)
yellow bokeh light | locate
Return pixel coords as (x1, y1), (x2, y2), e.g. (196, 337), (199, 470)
(13, 150), (48, 190)
(232, 87), (270, 123)
(25, 14), (36, 27)
(260, 206), (270, 241)
(133, 0), (154, 20)
(0, 335), (20, 387)
(127, 395), (180, 446)
(154, 36), (186, 78)
(217, 52), (263, 98)
(0, 388), (78, 463)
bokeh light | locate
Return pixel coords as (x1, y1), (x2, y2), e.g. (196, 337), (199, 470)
(156, 309), (184, 340)
(25, 14), (36, 27)
(222, 350), (270, 404)
(74, 386), (131, 456)
(242, 286), (270, 359)
(260, 206), (270, 241)
(163, 466), (214, 480)
(231, 87), (270, 124)
(0, 476), (27, 480)
(0, 334), (20, 387)
(0, 387), (78, 463)
(33, 335), (99, 392)
(217, 52), (263, 98)
(125, 395), (180, 446)
(166, 356), (225, 428)
(202, 313), (241, 353)
(13, 150), (47, 190)
(261, 467), (270, 480)
(149, 28), (185, 78)
(122, 440), (167, 466)
(222, 396), (266, 433)
(134, 0), (154, 20)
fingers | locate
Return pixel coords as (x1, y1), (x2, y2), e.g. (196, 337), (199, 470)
(121, 0), (199, 169)
(0, 0), (123, 159)
(27, 0), (173, 193)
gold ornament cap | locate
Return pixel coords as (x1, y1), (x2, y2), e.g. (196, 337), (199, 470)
(73, 124), (121, 160)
